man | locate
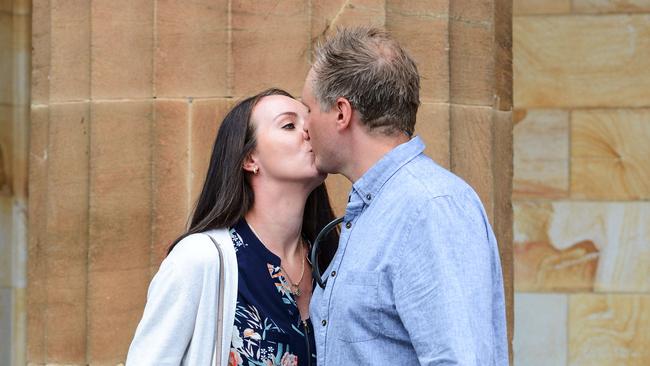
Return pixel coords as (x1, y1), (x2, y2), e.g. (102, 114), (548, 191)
(301, 27), (508, 365)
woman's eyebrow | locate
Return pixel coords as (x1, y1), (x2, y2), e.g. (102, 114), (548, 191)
(273, 111), (298, 121)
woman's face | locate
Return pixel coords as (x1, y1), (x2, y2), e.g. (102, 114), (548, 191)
(249, 94), (325, 187)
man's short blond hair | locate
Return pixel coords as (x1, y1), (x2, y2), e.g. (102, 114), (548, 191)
(311, 27), (420, 136)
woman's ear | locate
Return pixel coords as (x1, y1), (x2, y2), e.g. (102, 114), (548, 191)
(335, 97), (352, 132)
(242, 153), (259, 175)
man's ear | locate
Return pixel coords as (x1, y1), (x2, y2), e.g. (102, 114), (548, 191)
(335, 97), (353, 132)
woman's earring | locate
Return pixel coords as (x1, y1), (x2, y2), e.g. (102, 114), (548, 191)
(253, 166), (259, 175)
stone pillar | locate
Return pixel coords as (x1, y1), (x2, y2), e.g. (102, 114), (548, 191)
(0, 0), (30, 365)
(27, 1), (513, 364)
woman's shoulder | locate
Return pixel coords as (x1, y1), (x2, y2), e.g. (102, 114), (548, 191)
(167, 232), (221, 267)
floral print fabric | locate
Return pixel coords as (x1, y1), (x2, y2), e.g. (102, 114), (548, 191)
(228, 219), (316, 366)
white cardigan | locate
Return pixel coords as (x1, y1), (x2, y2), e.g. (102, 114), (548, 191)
(126, 229), (238, 366)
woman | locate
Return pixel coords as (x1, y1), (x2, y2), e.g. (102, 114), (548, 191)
(126, 88), (338, 366)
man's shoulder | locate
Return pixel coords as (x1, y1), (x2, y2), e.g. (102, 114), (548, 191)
(389, 153), (473, 200)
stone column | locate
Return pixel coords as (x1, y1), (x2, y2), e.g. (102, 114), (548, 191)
(0, 0), (30, 365)
(27, 1), (513, 364)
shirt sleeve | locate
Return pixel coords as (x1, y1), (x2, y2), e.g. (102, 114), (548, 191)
(125, 237), (220, 366)
(393, 190), (507, 366)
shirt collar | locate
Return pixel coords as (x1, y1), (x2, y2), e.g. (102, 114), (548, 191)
(351, 136), (425, 206)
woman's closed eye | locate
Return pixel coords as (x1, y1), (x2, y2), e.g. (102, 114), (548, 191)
(282, 122), (296, 130)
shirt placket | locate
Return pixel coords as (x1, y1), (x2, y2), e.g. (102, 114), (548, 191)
(316, 192), (365, 366)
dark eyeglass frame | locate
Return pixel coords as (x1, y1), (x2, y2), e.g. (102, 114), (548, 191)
(310, 216), (344, 289)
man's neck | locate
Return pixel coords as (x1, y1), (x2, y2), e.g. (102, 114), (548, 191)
(341, 131), (410, 183)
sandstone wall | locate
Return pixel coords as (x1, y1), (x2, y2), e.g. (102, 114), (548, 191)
(513, 1), (650, 365)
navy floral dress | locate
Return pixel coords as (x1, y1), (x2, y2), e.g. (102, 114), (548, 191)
(227, 219), (316, 366)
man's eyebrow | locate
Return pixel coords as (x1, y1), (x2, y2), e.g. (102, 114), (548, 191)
(299, 100), (310, 110)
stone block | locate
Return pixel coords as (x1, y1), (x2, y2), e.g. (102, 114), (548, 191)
(87, 267), (150, 364)
(0, 14), (12, 104)
(514, 15), (650, 108)
(324, 173), (352, 217)
(569, 294), (650, 366)
(513, 0), (570, 15)
(91, 0), (153, 99)
(0, 198), (11, 286)
(312, 0), (386, 40)
(513, 109), (569, 199)
(190, 98), (232, 203)
(31, 0), (51, 104)
(449, 19), (495, 106)
(88, 100), (152, 363)
(450, 0), (494, 23)
(386, 1), (449, 103)
(492, 109), (513, 352)
(0, 288), (12, 365)
(573, 0), (650, 13)
(494, 0), (513, 111)
(43, 102), (89, 363)
(27, 106), (48, 364)
(514, 201), (650, 292)
(450, 105), (495, 221)
(155, 0), (228, 97)
(0, 105), (11, 197)
(232, 0), (310, 97)
(50, 0), (90, 102)
(414, 102), (450, 169)
(571, 109), (650, 200)
(153, 100), (190, 267)
(514, 293), (568, 366)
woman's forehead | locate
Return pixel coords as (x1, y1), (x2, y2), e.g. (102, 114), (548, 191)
(253, 95), (307, 121)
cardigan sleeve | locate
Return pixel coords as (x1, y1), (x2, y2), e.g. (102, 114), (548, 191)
(125, 235), (221, 366)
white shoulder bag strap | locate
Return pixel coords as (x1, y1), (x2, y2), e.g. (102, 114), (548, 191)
(205, 229), (238, 366)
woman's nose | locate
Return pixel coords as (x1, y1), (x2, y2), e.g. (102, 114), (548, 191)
(302, 129), (310, 141)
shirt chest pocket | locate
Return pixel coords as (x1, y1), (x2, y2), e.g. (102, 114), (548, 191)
(330, 271), (382, 343)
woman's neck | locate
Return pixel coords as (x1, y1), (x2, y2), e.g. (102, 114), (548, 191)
(245, 180), (310, 260)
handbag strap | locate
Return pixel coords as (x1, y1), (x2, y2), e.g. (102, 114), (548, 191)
(205, 233), (227, 366)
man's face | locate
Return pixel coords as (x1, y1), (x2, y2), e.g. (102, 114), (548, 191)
(301, 69), (341, 174)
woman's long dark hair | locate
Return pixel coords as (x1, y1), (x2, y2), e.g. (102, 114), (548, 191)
(168, 88), (338, 269)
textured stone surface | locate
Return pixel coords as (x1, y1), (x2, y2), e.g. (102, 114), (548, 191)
(515, 201), (650, 292)
(312, 0), (385, 40)
(569, 294), (650, 366)
(451, 105), (495, 220)
(27, 106), (48, 364)
(50, 0), (90, 101)
(573, 0), (650, 13)
(571, 109), (650, 200)
(415, 102), (450, 168)
(190, 98), (233, 203)
(513, 109), (569, 199)
(514, 15), (650, 108)
(324, 173), (352, 217)
(91, 0), (153, 98)
(514, 293), (568, 366)
(449, 18), (495, 106)
(153, 100), (190, 268)
(31, 0), (51, 104)
(155, 0), (228, 97)
(386, 1), (449, 103)
(44, 102), (90, 363)
(88, 101), (152, 363)
(513, 0), (570, 15)
(231, 0), (310, 97)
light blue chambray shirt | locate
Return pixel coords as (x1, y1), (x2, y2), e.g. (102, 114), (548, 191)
(310, 136), (508, 365)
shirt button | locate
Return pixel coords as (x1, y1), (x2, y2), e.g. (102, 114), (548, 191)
(345, 221), (352, 229)
(331, 271), (337, 277)
(321, 319), (327, 326)
(366, 194), (372, 200)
